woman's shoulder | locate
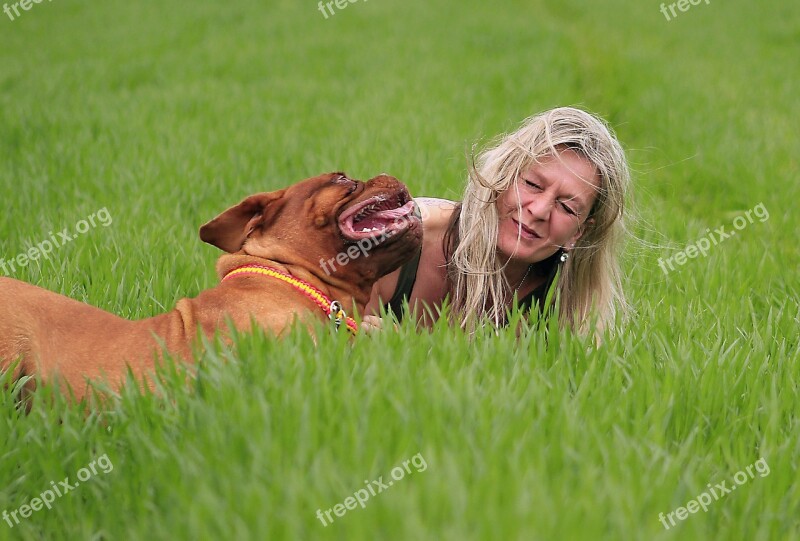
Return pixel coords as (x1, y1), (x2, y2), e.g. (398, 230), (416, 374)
(415, 197), (458, 272)
(415, 197), (458, 233)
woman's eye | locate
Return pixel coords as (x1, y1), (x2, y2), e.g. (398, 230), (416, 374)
(523, 179), (541, 190)
(560, 202), (578, 216)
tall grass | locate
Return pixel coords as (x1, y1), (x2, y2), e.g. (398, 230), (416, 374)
(1, 0), (798, 539)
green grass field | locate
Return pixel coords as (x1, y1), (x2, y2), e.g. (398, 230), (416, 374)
(1, 0), (798, 539)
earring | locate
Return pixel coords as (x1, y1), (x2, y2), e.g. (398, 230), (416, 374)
(560, 251), (569, 263)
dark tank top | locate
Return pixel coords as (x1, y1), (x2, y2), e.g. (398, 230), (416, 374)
(384, 254), (556, 323)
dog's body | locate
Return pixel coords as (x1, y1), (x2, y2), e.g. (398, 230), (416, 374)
(0, 172), (421, 402)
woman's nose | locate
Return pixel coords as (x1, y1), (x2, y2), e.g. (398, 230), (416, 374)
(523, 194), (555, 221)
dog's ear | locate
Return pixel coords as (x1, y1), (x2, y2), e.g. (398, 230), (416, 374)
(199, 190), (286, 253)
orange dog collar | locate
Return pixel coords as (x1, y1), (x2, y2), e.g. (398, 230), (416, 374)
(222, 264), (358, 335)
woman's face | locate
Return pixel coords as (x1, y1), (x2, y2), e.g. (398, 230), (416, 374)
(496, 149), (599, 264)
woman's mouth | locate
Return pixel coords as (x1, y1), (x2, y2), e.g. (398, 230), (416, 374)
(511, 218), (542, 240)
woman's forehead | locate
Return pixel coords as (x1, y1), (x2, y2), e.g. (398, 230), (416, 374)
(522, 151), (600, 193)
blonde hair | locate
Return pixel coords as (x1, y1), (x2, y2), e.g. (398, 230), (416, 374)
(446, 106), (631, 334)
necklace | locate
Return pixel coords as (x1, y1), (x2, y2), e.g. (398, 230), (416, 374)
(513, 264), (532, 298)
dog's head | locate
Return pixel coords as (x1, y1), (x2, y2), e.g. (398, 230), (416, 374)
(199, 172), (423, 286)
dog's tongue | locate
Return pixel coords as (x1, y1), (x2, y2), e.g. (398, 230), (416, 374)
(356, 202), (414, 231)
(341, 199), (416, 239)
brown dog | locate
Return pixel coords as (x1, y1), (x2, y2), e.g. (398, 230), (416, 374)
(0, 172), (421, 403)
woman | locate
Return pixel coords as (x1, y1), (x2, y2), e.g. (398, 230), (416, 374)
(364, 106), (631, 335)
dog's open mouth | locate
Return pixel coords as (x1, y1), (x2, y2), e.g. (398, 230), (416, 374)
(338, 189), (419, 241)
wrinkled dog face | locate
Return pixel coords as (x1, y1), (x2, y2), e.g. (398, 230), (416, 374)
(200, 172), (423, 283)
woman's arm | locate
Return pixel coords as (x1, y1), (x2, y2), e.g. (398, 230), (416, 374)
(364, 266), (401, 316)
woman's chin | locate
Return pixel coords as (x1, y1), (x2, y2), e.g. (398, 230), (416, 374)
(497, 237), (560, 264)
(497, 239), (538, 262)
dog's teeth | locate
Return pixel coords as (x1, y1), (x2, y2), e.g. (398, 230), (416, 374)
(354, 203), (383, 224)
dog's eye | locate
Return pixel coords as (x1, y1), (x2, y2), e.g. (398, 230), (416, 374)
(331, 174), (358, 194)
(331, 174), (350, 185)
